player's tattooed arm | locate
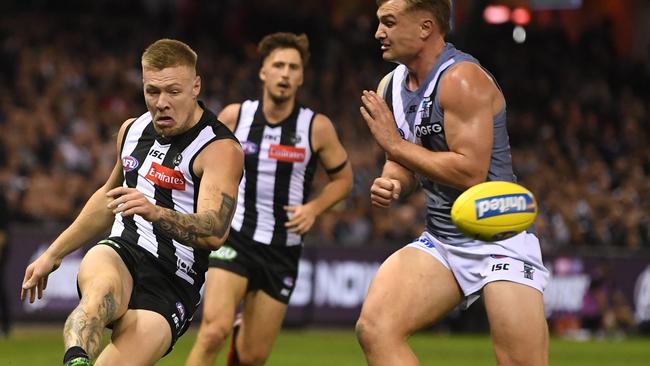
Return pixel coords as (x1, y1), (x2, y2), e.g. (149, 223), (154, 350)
(154, 192), (236, 249)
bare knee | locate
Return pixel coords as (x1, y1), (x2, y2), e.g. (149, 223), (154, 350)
(494, 348), (547, 366)
(196, 316), (232, 352)
(493, 328), (548, 366)
(237, 346), (271, 366)
(79, 281), (121, 319)
(356, 312), (395, 351)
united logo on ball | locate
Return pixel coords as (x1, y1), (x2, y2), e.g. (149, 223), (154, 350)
(451, 181), (537, 242)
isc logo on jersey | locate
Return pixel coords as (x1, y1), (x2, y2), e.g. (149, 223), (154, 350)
(451, 181), (537, 242)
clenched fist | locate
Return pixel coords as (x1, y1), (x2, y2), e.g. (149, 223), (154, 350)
(370, 177), (401, 208)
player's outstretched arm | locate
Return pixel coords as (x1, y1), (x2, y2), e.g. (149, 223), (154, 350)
(285, 114), (353, 234)
(142, 138), (244, 250)
(361, 63), (497, 190)
(21, 119), (132, 303)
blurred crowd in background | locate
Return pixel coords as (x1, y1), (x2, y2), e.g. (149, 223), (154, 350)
(0, 0), (648, 254)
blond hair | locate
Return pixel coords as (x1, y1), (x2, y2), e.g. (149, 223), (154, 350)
(258, 32), (310, 67)
(141, 38), (197, 70)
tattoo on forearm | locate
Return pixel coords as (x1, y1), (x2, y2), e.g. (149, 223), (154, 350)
(156, 192), (236, 247)
(64, 292), (117, 358)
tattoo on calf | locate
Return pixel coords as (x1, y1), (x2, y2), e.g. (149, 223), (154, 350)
(156, 192), (236, 247)
(64, 292), (117, 358)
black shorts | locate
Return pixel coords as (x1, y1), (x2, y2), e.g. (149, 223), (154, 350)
(85, 239), (198, 355)
(208, 230), (302, 304)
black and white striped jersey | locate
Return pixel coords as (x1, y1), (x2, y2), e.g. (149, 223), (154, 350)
(109, 103), (238, 285)
(231, 99), (319, 246)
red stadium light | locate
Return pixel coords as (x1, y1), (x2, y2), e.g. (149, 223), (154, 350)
(483, 5), (511, 24)
(511, 7), (531, 26)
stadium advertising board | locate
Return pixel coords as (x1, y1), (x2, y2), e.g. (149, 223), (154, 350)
(6, 226), (650, 329)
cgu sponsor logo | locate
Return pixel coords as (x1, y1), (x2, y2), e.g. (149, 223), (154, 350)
(146, 162), (185, 190)
(269, 144), (306, 163)
(122, 156), (139, 172)
(475, 193), (535, 219)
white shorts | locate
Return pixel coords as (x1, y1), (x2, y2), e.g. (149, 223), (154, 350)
(407, 231), (549, 308)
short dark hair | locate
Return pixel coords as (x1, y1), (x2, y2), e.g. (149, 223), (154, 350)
(377, 0), (451, 35)
(258, 32), (311, 67)
(141, 38), (197, 70)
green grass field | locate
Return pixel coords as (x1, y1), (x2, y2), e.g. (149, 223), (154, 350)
(1, 326), (648, 365)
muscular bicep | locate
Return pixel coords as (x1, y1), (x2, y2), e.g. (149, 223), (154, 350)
(312, 114), (348, 171)
(195, 139), (244, 237)
(439, 63), (498, 182)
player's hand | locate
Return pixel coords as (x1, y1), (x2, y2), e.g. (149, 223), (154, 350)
(284, 204), (318, 235)
(106, 187), (161, 222)
(370, 177), (401, 208)
(360, 90), (401, 152)
(21, 253), (61, 303)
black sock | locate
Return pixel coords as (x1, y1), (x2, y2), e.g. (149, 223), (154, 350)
(63, 346), (89, 364)
(227, 323), (241, 366)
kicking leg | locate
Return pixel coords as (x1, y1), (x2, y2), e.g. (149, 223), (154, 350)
(64, 245), (132, 361)
(94, 309), (172, 366)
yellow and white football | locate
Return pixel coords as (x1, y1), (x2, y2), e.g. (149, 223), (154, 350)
(451, 181), (537, 242)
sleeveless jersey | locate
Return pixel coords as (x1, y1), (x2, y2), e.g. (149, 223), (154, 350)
(230, 99), (319, 246)
(383, 43), (516, 245)
(109, 102), (238, 285)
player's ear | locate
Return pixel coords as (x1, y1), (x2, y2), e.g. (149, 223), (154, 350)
(420, 18), (434, 39)
(259, 67), (267, 82)
(193, 75), (201, 98)
(297, 64), (304, 87)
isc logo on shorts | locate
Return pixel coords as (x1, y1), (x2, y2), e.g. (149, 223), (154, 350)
(210, 245), (237, 261)
(475, 194), (535, 219)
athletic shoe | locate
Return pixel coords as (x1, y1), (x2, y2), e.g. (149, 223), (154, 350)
(64, 357), (92, 366)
